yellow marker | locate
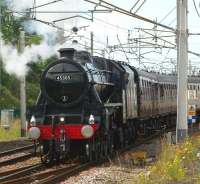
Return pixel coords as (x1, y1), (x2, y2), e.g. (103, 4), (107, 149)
(129, 151), (147, 159)
(188, 111), (196, 116)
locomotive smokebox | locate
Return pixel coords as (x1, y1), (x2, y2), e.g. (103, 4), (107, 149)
(58, 48), (76, 60)
(41, 57), (89, 107)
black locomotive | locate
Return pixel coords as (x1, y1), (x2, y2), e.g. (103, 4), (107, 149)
(28, 47), (199, 163)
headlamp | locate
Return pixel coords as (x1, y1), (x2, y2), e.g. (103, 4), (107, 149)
(81, 125), (94, 138)
(28, 127), (40, 140)
(89, 114), (95, 124)
(30, 115), (36, 126)
(60, 117), (65, 122)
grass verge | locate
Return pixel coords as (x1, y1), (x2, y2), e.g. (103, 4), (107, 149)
(0, 119), (21, 141)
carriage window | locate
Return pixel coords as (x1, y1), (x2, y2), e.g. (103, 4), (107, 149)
(141, 80), (144, 97)
(144, 81), (146, 98)
(149, 82), (151, 98)
(145, 81), (147, 99)
(167, 84), (169, 96)
(166, 84), (168, 97)
(160, 84), (164, 97)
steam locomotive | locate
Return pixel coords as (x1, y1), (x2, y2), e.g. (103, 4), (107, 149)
(28, 48), (200, 163)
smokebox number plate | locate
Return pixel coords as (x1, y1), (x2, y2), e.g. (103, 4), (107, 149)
(56, 75), (72, 81)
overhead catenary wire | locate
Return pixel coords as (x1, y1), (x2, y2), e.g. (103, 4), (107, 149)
(6, 0), (200, 63)
(117, 34), (130, 63)
(28, 1), (178, 61)
(130, 0), (141, 12)
(83, 0), (175, 31)
(130, 35), (175, 40)
(7, 9), (107, 47)
(141, 29), (176, 46)
(133, 0), (146, 14)
(158, 6), (176, 23)
(192, 0), (200, 17)
(93, 16), (133, 31)
(110, 40), (175, 49)
(30, 0), (63, 10)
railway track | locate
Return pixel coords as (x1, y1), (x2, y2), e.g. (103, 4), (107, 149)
(38, 163), (92, 184)
(0, 152), (35, 167)
(0, 163), (44, 183)
(0, 128), (170, 184)
(0, 143), (38, 168)
(0, 126), (197, 184)
(0, 164), (40, 178)
(34, 129), (171, 184)
(0, 162), (91, 184)
(0, 144), (35, 157)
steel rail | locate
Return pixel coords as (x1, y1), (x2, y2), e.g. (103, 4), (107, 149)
(0, 164), (37, 177)
(0, 144), (35, 157)
(39, 163), (92, 184)
(0, 163), (89, 184)
(0, 163), (43, 183)
(0, 153), (34, 167)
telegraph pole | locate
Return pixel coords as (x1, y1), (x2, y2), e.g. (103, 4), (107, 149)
(90, 11), (94, 56)
(176, 0), (188, 143)
(0, 5), (2, 95)
(19, 30), (27, 137)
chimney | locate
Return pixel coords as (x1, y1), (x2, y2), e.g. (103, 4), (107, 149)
(58, 48), (76, 60)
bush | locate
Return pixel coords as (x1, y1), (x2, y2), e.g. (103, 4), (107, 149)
(132, 136), (200, 184)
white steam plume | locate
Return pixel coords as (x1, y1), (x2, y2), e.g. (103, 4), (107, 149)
(1, 0), (101, 78)
(0, 35), (58, 78)
(1, 0), (79, 78)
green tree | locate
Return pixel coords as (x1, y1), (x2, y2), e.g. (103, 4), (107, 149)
(0, 86), (19, 108)
(26, 56), (56, 107)
(0, 6), (21, 44)
(0, 0), (56, 110)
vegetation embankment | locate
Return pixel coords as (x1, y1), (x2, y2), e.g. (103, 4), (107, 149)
(133, 135), (200, 184)
(0, 119), (21, 141)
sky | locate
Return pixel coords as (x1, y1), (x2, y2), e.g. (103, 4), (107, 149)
(3, 0), (200, 74)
